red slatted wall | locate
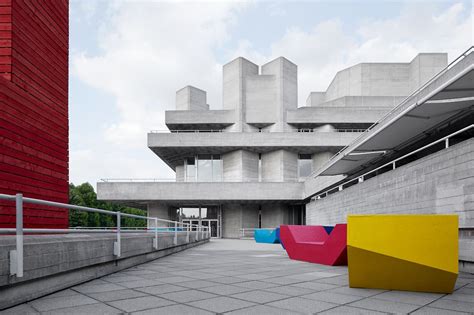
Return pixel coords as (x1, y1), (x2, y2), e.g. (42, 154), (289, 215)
(0, 0), (69, 228)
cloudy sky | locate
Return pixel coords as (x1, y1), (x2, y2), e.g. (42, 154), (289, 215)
(69, 0), (472, 188)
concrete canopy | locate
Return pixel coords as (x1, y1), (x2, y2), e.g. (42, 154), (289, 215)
(315, 49), (474, 177)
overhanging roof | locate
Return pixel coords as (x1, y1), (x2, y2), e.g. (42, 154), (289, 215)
(314, 47), (474, 176)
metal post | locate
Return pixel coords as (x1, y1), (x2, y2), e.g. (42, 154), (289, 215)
(10, 193), (24, 277)
(196, 225), (199, 241)
(153, 218), (158, 249)
(173, 221), (177, 245)
(114, 212), (121, 257)
(392, 161), (396, 170)
(445, 138), (449, 148)
(358, 176), (364, 183)
(186, 224), (190, 243)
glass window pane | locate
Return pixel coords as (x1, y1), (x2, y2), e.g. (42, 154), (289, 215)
(198, 158), (212, 182)
(298, 159), (312, 178)
(181, 208), (200, 219)
(212, 159), (222, 182)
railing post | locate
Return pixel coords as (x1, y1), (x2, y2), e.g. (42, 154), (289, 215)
(10, 193), (24, 277)
(392, 161), (396, 170)
(186, 224), (190, 243)
(173, 222), (177, 245)
(114, 211), (121, 257)
(445, 138), (449, 148)
(153, 218), (158, 249)
(196, 225), (199, 241)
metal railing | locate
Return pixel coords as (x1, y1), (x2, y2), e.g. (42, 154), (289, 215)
(310, 124), (473, 201)
(149, 128), (366, 134)
(310, 46), (474, 179)
(239, 228), (275, 239)
(100, 178), (176, 182)
(0, 193), (209, 278)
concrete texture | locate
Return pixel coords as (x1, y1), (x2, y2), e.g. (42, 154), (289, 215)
(310, 53), (447, 106)
(0, 233), (210, 309)
(98, 52), (453, 240)
(306, 138), (474, 271)
(5, 239), (474, 314)
(98, 181), (304, 203)
(176, 86), (209, 111)
(147, 204), (170, 226)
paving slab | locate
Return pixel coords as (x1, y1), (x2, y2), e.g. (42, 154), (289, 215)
(107, 296), (175, 312)
(3, 239), (474, 314)
(187, 296), (256, 313)
(266, 296), (338, 313)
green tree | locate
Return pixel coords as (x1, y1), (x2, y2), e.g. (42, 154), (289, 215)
(69, 183), (147, 228)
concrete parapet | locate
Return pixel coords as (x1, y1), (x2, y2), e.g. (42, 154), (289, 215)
(0, 233), (209, 309)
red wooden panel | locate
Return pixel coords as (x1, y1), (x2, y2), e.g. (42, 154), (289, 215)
(0, 0), (68, 229)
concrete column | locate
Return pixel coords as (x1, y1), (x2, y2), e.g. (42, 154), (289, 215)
(223, 150), (258, 182)
(261, 57), (298, 132)
(261, 149), (297, 182)
(175, 165), (184, 182)
(312, 152), (334, 173)
(222, 204), (259, 238)
(261, 204), (288, 228)
(147, 203), (170, 227)
(176, 86), (209, 110)
(223, 57), (259, 132)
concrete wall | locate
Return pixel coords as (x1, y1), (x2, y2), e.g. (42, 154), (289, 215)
(261, 57), (298, 132)
(222, 204), (259, 238)
(306, 139), (474, 269)
(175, 165), (184, 182)
(261, 204), (288, 228)
(261, 150), (298, 182)
(0, 233), (209, 309)
(223, 150), (259, 182)
(147, 203), (170, 227)
(98, 181), (304, 202)
(176, 86), (209, 111)
(245, 75), (277, 125)
(307, 53), (447, 106)
(223, 57), (259, 131)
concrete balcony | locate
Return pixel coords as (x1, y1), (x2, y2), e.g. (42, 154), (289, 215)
(165, 110), (235, 130)
(148, 130), (362, 168)
(97, 181), (304, 204)
(286, 106), (390, 129)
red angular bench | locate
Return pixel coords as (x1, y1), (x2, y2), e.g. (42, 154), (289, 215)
(279, 224), (347, 266)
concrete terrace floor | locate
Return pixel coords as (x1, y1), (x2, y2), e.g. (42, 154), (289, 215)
(3, 239), (474, 315)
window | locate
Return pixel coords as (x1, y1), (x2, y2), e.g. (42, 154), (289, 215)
(298, 154), (312, 178)
(185, 155), (223, 182)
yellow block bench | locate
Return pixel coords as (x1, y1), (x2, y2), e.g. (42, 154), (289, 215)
(348, 214), (458, 293)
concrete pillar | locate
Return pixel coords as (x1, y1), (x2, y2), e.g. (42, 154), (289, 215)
(223, 150), (258, 182)
(175, 165), (184, 182)
(223, 57), (259, 132)
(312, 152), (334, 173)
(261, 149), (298, 182)
(261, 57), (298, 132)
(176, 86), (209, 110)
(147, 203), (170, 227)
(261, 204), (288, 228)
(222, 204), (259, 238)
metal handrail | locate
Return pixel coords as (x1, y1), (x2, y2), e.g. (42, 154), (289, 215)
(149, 128), (366, 134)
(100, 178), (176, 183)
(0, 193), (210, 278)
(309, 46), (474, 178)
(310, 124), (473, 201)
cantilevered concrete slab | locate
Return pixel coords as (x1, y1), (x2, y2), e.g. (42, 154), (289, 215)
(148, 131), (361, 168)
(98, 182), (304, 205)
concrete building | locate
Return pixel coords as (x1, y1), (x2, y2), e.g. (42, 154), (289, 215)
(98, 53), (449, 238)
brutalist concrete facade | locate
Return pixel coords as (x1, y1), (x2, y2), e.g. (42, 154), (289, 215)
(98, 53), (447, 238)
